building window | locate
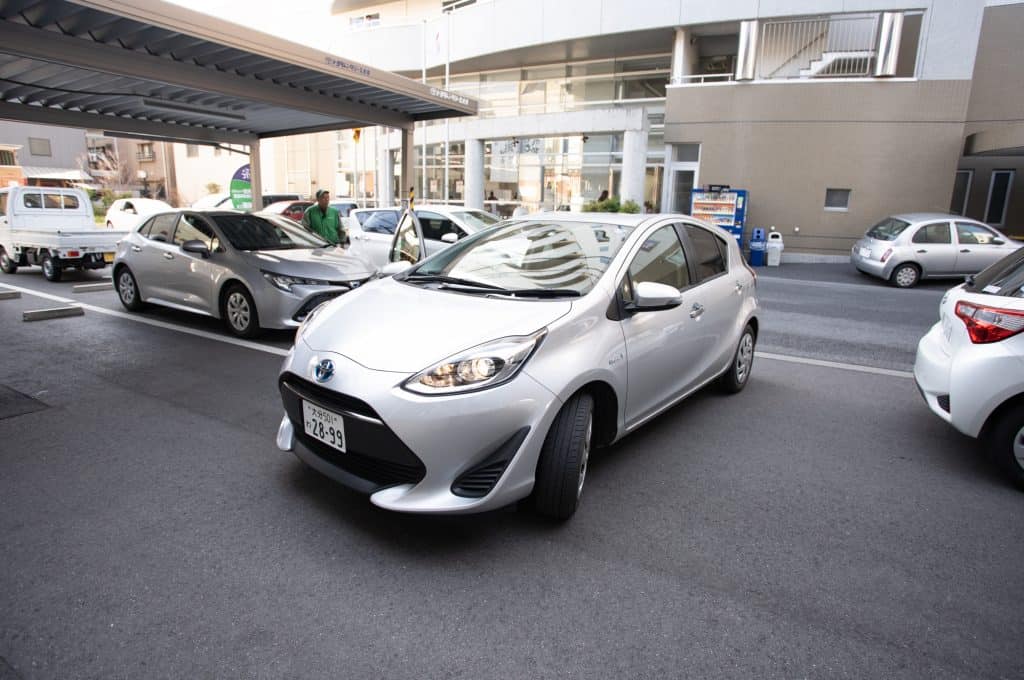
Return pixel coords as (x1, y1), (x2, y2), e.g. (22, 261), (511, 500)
(186, 144), (199, 157)
(28, 137), (51, 157)
(984, 170), (1014, 225)
(0, 150), (15, 165)
(137, 143), (155, 162)
(824, 188), (851, 211)
(349, 13), (380, 27)
(950, 170), (973, 216)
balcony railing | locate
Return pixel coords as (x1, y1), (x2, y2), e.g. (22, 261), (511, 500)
(136, 150), (155, 162)
(757, 14), (879, 79)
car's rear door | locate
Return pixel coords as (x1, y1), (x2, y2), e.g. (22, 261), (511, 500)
(910, 221), (957, 275)
(166, 213), (222, 312)
(130, 212), (180, 301)
(353, 210), (400, 266)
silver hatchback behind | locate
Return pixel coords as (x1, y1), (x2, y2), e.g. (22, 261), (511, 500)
(851, 213), (1020, 288)
(276, 212), (759, 519)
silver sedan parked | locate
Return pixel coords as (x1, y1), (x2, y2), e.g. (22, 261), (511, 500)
(851, 213), (1020, 288)
(113, 211), (376, 337)
(276, 212), (759, 519)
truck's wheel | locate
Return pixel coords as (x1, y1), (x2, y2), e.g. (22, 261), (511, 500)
(41, 253), (62, 282)
(0, 248), (17, 274)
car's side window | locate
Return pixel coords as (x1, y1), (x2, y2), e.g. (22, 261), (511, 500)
(417, 211), (464, 240)
(173, 214), (217, 251)
(911, 222), (952, 244)
(627, 225), (691, 293)
(0, 192), (8, 217)
(956, 222), (999, 245)
(683, 224), (727, 282)
(138, 216), (156, 237)
(62, 194), (79, 210)
(22, 193), (42, 209)
(43, 193), (62, 209)
(390, 212), (420, 264)
(146, 214), (177, 243)
(123, 201), (135, 213)
(363, 211), (399, 234)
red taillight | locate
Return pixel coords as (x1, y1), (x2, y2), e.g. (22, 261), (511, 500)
(955, 301), (1024, 344)
(880, 248), (893, 263)
(67, 250), (80, 258)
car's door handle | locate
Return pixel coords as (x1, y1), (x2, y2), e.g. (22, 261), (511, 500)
(960, 249), (971, 253)
(690, 303), (705, 319)
(734, 281), (743, 292)
(163, 252), (174, 260)
(916, 249), (927, 253)
(131, 245), (142, 252)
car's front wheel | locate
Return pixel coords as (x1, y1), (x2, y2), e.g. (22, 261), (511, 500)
(987, 404), (1024, 490)
(531, 392), (594, 520)
(0, 248), (17, 274)
(221, 283), (261, 338)
(719, 323), (756, 393)
(890, 263), (920, 288)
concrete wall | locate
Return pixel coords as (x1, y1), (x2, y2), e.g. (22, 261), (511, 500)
(665, 80), (971, 254)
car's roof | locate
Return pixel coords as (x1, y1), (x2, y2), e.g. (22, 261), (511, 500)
(890, 212), (976, 223)
(124, 198), (171, 207)
(523, 211), (655, 227)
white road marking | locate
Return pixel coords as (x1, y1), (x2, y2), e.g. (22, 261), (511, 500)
(0, 282), (289, 357)
(2, 282), (915, 378)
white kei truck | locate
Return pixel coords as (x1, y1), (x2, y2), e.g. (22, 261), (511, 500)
(0, 186), (128, 282)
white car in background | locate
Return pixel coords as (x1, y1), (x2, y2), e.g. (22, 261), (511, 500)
(346, 205), (500, 267)
(915, 247), (1024, 488)
(103, 198), (173, 230)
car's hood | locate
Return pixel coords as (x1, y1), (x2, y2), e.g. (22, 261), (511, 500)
(300, 277), (573, 372)
(244, 247), (375, 281)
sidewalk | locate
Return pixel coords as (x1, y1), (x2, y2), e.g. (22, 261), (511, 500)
(754, 262), (954, 290)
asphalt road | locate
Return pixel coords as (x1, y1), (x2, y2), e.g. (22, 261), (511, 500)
(1, 264), (1021, 679)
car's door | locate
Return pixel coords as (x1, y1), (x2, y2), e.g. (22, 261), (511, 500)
(909, 221), (957, 275)
(388, 210), (426, 265)
(416, 210), (466, 257)
(167, 213), (222, 312)
(354, 210), (400, 266)
(130, 212), (180, 300)
(679, 223), (744, 384)
(955, 221), (1010, 273)
(620, 223), (708, 427)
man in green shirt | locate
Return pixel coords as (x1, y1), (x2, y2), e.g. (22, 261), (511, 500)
(301, 189), (345, 245)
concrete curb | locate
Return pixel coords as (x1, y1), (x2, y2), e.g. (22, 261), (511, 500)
(0, 290), (21, 300)
(23, 306), (84, 322)
(72, 282), (114, 293)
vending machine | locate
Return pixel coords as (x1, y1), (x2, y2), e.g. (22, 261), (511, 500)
(690, 188), (748, 247)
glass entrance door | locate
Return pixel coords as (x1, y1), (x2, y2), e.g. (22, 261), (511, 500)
(663, 143), (700, 215)
(669, 169), (695, 214)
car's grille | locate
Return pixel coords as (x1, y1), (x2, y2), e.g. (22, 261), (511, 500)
(937, 394), (951, 413)
(293, 292), (343, 322)
(279, 374), (425, 489)
(451, 428), (529, 498)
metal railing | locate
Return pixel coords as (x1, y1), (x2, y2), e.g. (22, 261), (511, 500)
(136, 150), (155, 162)
(673, 73), (735, 85)
(757, 14), (879, 79)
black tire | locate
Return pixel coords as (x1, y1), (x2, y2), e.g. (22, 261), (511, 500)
(0, 248), (17, 274)
(531, 392), (595, 520)
(40, 253), (62, 282)
(221, 283), (262, 338)
(719, 323), (756, 393)
(115, 266), (145, 311)
(890, 263), (920, 288)
(986, 404), (1024, 490)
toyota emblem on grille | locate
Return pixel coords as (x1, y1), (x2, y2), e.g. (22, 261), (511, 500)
(314, 359), (335, 383)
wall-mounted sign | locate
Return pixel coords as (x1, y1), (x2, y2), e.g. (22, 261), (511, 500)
(230, 164), (252, 210)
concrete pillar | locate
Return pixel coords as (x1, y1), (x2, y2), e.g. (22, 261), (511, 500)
(249, 137), (262, 211)
(736, 21), (759, 81)
(377, 135), (395, 207)
(670, 28), (698, 85)
(400, 126), (414, 208)
(621, 127), (648, 206)
(463, 138), (484, 210)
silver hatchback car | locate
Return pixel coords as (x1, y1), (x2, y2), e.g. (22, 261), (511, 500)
(276, 213), (759, 519)
(113, 211), (376, 337)
(851, 213), (1020, 288)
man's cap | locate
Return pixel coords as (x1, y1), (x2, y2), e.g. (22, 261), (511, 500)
(315, 189), (329, 199)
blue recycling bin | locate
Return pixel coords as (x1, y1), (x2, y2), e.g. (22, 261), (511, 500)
(748, 228), (767, 267)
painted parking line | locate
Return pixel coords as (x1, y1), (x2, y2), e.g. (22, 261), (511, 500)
(1, 282), (915, 378)
(0, 282), (288, 357)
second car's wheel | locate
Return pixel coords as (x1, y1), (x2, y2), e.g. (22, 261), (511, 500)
(719, 323), (756, 394)
(40, 253), (62, 282)
(222, 284), (261, 338)
(531, 392), (595, 521)
(890, 263), (920, 288)
(0, 248), (17, 274)
(987, 404), (1024, 491)
(115, 266), (145, 311)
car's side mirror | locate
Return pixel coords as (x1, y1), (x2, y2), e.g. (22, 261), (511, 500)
(630, 281), (683, 312)
(992, 238), (1005, 245)
(381, 261), (412, 276)
(181, 239), (210, 259)
(441, 232), (458, 244)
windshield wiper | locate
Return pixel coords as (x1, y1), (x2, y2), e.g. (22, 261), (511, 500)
(401, 274), (505, 290)
(489, 288), (582, 298)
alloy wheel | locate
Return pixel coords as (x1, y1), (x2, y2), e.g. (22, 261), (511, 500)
(1014, 424), (1024, 470)
(736, 332), (754, 384)
(118, 272), (135, 304)
(226, 292), (251, 331)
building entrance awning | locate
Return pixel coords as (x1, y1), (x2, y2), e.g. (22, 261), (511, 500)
(965, 123), (1024, 157)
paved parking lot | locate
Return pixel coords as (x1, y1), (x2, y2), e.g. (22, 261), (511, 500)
(1, 265), (1022, 679)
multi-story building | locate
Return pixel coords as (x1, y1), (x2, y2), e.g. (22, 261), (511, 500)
(0, 122), (91, 187)
(171, 142), (252, 206)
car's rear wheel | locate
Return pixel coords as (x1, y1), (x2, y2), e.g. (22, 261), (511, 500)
(0, 248), (17, 274)
(890, 263), (920, 288)
(987, 404), (1024, 490)
(530, 392), (594, 521)
(115, 266), (145, 311)
(221, 284), (261, 338)
(40, 253), (62, 282)
(719, 323), (756, 393)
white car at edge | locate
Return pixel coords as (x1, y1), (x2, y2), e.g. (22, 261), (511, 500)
(103, 197), (173, 230)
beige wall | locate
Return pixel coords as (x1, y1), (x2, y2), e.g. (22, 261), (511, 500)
(665, 80), (972, 254)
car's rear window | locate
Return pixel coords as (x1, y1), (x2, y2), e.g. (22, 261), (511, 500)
(967, 247), (1024, 298)
(866, 217), (911, 241)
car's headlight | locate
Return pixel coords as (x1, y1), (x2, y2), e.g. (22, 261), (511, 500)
(402, 329), (546, 395)
(261, 270), (330, 292)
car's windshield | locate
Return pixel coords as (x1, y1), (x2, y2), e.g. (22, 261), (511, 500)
(212, 213), (329, 250)
(405, 219), (634, 295)
(449, 210), (500, 231)
(968, 248), (1024, 298)
(867, 217), (911, 241)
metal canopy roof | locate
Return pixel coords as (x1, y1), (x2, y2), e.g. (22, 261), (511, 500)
(0, 0), (477, 145)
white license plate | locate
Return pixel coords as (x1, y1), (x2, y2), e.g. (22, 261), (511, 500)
(859, 247), (871, 258)
(303, 400), (346, 452)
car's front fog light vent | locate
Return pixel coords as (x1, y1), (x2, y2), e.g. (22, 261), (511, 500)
(451, 427), (530, 499)
(937, 394), (950, 413)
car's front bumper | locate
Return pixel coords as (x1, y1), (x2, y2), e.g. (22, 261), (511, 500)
(254, 283), (355, 329)
(275, 339), (564, 514)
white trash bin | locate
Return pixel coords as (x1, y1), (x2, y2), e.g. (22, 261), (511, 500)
(766, 231), (784, 267)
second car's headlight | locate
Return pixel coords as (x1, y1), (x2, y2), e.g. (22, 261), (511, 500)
(262, 270), (330, 292)
(402, 329), (546, 395)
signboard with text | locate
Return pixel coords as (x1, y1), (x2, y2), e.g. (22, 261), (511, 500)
(229, 164), (252, 210)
